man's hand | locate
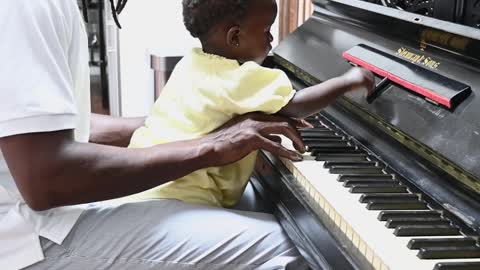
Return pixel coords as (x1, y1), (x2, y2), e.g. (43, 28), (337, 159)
(201, 113), (311, 167)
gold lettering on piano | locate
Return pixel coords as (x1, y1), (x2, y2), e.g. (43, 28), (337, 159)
(396, 47), (441, 70)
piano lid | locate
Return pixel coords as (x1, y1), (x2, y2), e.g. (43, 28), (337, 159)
(273, 0), (480, 191)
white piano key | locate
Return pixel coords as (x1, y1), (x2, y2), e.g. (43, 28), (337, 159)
(279, 156), (480, 270)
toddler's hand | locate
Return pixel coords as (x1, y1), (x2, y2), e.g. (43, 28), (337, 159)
(343, 67), (375, 96)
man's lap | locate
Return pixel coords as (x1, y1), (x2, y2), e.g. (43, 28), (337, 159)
(25, 200), (307, 270)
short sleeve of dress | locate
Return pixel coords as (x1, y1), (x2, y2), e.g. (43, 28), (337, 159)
(220, 61), (295, 115)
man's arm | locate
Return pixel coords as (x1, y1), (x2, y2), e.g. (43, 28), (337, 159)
(0, 113), (307, 211)
(278, 67), (375, 118)
(90, 113), (145, 147)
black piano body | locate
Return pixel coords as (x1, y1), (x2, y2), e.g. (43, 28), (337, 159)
(252, 1), (480, 270)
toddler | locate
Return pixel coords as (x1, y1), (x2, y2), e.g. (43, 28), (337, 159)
(125, 0), (374, 207)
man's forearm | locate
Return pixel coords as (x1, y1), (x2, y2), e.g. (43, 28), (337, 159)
(17, 133), (215, 210)
(30, 136), (214, 210)
(278, 77), (351, 118)
(0, 128), (217, 210)
(90, 113), (145, 147)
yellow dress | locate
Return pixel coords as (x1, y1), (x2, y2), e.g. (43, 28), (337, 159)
(126, 48), (295, 207)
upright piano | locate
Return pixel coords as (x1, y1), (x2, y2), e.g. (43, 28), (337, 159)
(252, 1), (480, 269)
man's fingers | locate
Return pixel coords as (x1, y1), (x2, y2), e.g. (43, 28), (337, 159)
(266, 135), (282, 144)
(293, 118), (313, 129)
(249, 113), (309, 153)
(220, 112), (309, 154)
(255, 115), (311, 151)
(261, 122), (306, 153)
(256, 135), (302, 161)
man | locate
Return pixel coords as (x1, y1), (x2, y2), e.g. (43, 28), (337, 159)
(0, 0), (309, 269)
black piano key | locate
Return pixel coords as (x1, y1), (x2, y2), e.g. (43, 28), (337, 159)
(316, 154), (368, 162)
(306, 123), (325, 128)
(418, 246), (480, 259)
(408, 238), (477, 250)
(388, 215), (442, 222)
(344, 179), (399, 187)
(306, 141), (351, 148)
(369, 201), (429, 211)
(350, 183), (407, 194)
(304, 116), (322, 126)
(303, 134), (345, 140)
(300, 126), (330, 131)
(330, 166), (384, 174)
(339, 174), (393, 182)
(300, 130), (337, 137)
(302, 135), (342, 141)
(303, 137), (346, 143)
(311, 147), (363, 155)
(378, 210), (442, 221)
(387, 218), (447, 230)
(360, 193), (419, 203)
(385, 217), (449, 228)
(394, 225), (460, 237)
(309, 143), (354, 149)
(434, 262), (480, 270)
(300, 125), (329, 129)
(302, 124), (322, 129)
(302, 135), (340, 140)
(312, 121), (329, 128)
(324, 161), (377, 168)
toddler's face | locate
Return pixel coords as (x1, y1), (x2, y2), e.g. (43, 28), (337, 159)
(236, 0), (277, 64)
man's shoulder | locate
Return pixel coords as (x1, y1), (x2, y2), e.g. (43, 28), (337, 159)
(7, 0), (75, 9)
(6, 0), (78, 21)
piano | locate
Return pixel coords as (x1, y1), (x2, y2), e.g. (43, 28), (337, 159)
(252, 1), (480, 269)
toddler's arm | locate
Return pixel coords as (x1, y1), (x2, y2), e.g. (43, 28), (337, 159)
(277, 67), (374, 118)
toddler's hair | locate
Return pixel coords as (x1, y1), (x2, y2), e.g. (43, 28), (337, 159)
(182, 0), (251, 38)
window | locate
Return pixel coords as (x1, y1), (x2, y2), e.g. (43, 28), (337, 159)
(278, 0), (314, 41)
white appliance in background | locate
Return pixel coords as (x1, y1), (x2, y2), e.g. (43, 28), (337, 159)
(150, 55), (182, 100)
(104, 2), (122, 117)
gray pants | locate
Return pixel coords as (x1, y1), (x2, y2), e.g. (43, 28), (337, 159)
(24, 200), (307, 270)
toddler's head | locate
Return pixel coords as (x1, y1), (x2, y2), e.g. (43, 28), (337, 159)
(183, 0), (277, 64)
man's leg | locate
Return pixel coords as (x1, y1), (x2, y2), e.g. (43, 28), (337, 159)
(25, 200), (308, 270)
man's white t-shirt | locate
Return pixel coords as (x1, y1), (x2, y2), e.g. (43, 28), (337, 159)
(0, 0), (91, 269)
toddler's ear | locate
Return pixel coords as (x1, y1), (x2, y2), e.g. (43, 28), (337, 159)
(226, 26), (241, 48)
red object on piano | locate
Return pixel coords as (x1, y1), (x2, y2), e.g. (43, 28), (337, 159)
(342, 44), (471, 109)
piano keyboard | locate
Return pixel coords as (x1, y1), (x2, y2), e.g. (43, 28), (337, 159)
(278, 116), (480, 270)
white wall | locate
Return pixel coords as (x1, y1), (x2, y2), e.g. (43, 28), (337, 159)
(118, 1), (279, 117)
(118, 1), (199, 116)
